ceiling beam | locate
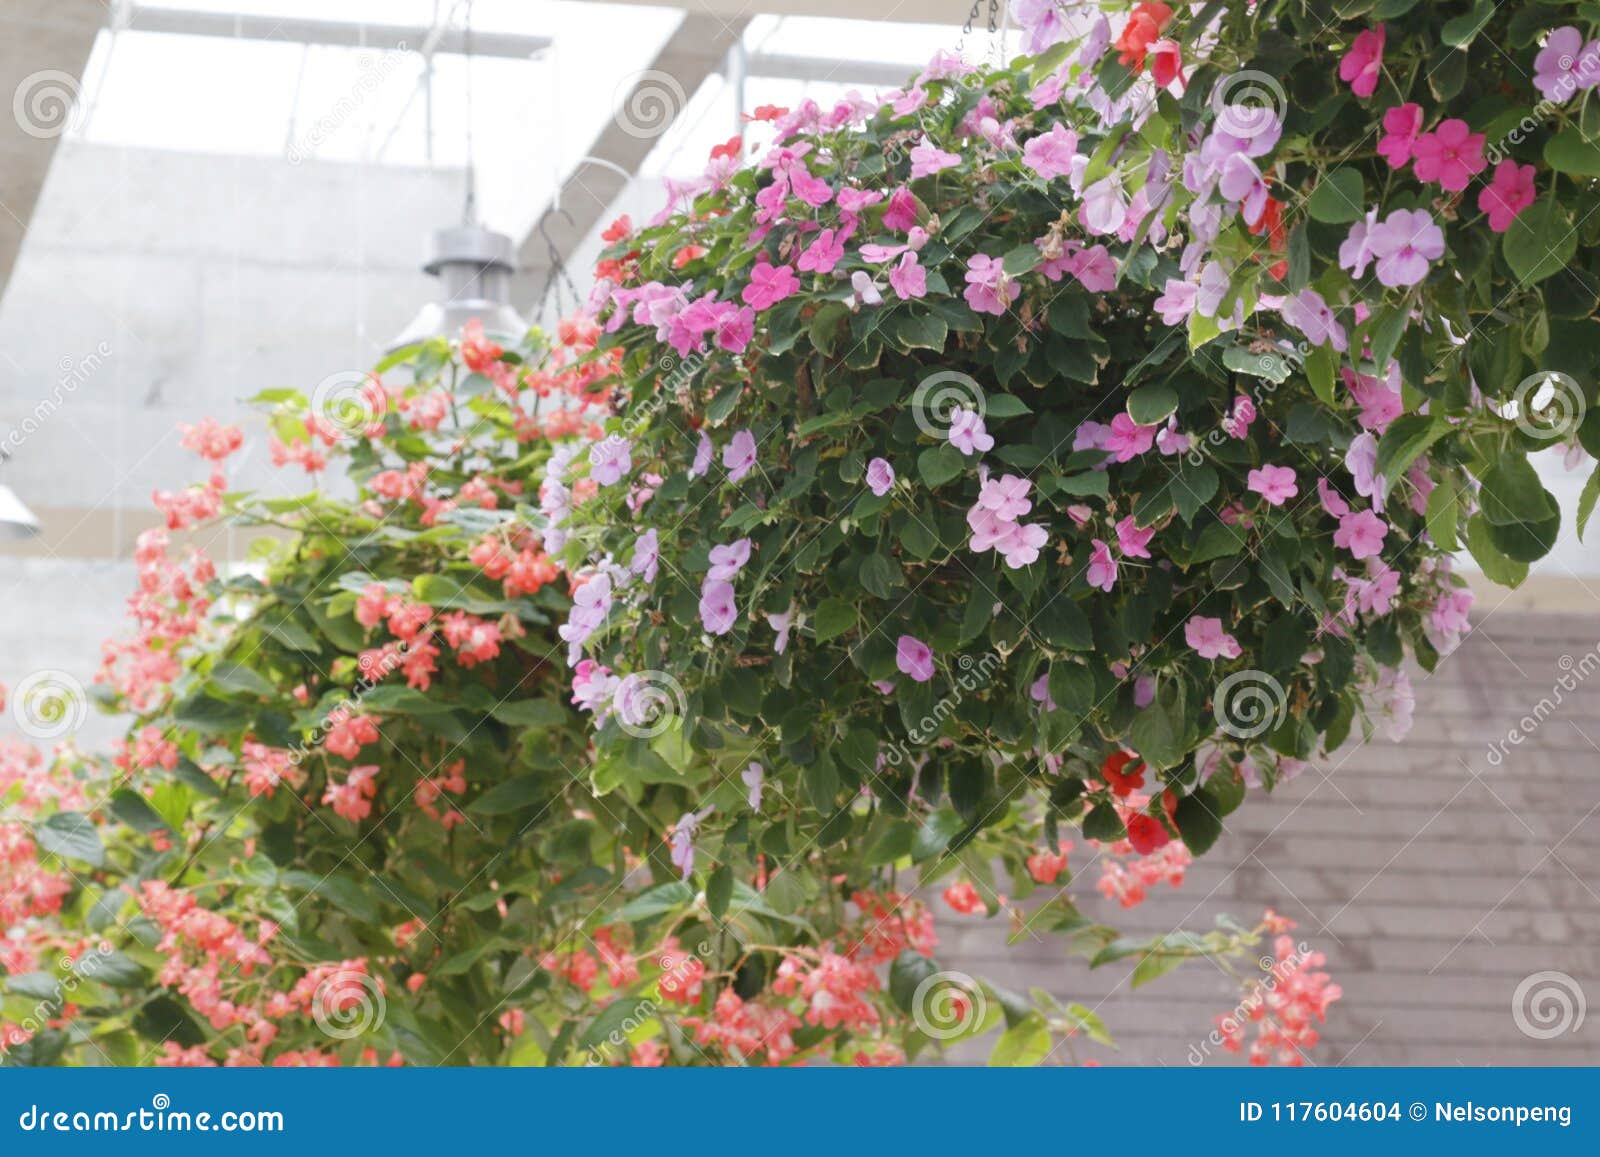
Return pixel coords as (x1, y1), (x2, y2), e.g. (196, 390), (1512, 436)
(0, 0), (104, 305)
(517, 11), (748, 283)
(112, 4), (552, 59)
(580, 0), (960, 26)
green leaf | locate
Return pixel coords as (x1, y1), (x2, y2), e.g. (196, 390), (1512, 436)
(890, 311), (949, 353)
(1306, 168), (1365, 224)
(1081, 802), (1126, 842)
(1440, 0), (1493, 47)
(984, 394), (1033, 418)
(812, 598), (857, 642)
(1174, 788), (1224, 855)
(580, 996), (656, 1050)
(917, 443), (964, 487)
(35, 812), (103, 867)
(1425, 474), (1461, 552)
(467, 774), (546, 815)
(1546, 128), (1600, 177)
(1131, 950), (1190, 988)
(989, 1014), (1051, 1067)
(617, 881), (694, 922)
(1578, 464), (1600, 541)
(706, 865), (733, 919)
(1504, 195), (1577, 286)
(1001, 243), (1041, 276)
(108, 789), (170, 834)
(1478, 454), (1558, 526)
(1375, 414), (1451, 487)
(1465, 514), (1529, 587)
(1126, 382), (1178, 425)
(490, 699), (568, 730)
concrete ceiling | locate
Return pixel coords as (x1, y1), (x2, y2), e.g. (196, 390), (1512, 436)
(0, 0), (105, 306)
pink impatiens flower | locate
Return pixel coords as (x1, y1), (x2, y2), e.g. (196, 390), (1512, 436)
(896, 635), (935, 682)
(1105, 413), (1158, 462)
(589, 436), (632, 486)
(866, 457), (895, 496)
(1338, 24), (1385, 99)
(1478, 160), (1537, 233)
(1365, 208), (1445, 288)
(963, 253), (1017, 316)
(1533, 26), (1600, 102)
(741, 260), (800, 310)
(888, 252), (927, 300)
(1185, 616), (1242, 660)
(909, 138), (961, 179)
(1334, 509), (1388, 560)
(1115, 515), (1154, 559)
(699, 580), (739, 635)
(1247, 464), (1299, 506)
(1376, 103), (1423, 169)
(1022, 122), (1078, 179)
(1410, 118), (1486, 192)
(1086, 539), (1118, 592)
(948, 407), (994, 455)
(723, 429), (758, 482)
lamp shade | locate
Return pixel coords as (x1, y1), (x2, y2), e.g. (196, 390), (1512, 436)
(0, 482), (41, 539)
(389, 223), (529, 351)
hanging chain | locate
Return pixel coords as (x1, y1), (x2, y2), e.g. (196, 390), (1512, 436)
(959, 1), (982, 51)
(987, 0), (999, 35)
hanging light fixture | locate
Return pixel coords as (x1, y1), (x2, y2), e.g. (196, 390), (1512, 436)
(0, 481), (41, 539)
(388, 0), (528, 351)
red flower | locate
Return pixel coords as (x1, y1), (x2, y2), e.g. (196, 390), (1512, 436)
(1116, 2), (1174, 70)
(746, 104), (788, 123)
(1126, 813), (1171, 856)
(710, 135), (743, 161)
(1148, 37), (1184, 89)
(600, 214), (633, 244)
(1101, 750), (1146, 797)
(942, 880), (984, 915)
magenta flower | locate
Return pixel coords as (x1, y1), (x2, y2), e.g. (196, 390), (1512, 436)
(766, 605), (793, 654)
(889, 252), (927, 300)
(866, 457), (896, 496)
(741, 260), (800, 310)
(1280, 288), (1347, 352)
(797, 227), (847, 274)
(589, 435), (632, 486)
(1410, 118), (1486, 192)
(1086, 539), (1118, 592)
(883, 187), (917, 232)
(1105, 413), (1158, 462)
(699, 579), (738, 635)
(630, 529), (659, 583)
(715, 306), (755, 353)
(1376, 103), (1423, 169)
(909, 138), (961, 179)
(895, 634), (936, 683)
(1247, 464), (1299, 506)
(1337, 208), (1380, 279)
(1338, 24), (1385, 99)
(1115, 515), (1155, 558)
(1478, 160), (1537, 233)
(947, 407), (994, 455)
(1319, 477), (1351, 519)
(963, 253), (1016, 316)
(1185, 616), (1242, 660)
(1366, 208), (1444, 288)
(1022, 122), (1078, 180)
(723, 429), (758, 482)
(1334, 510), (1388, 560)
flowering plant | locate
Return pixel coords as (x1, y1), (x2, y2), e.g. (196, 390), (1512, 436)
(549, 0), (1600, 1051)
